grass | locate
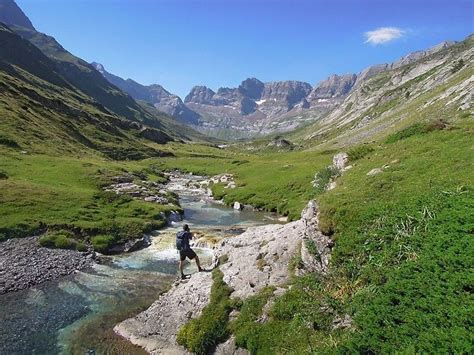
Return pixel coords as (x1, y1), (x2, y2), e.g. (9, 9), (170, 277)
(155, 144), (332, 220)
(226, 122), (473, 354)
(0, 152), (176, 249)
(176, 269), (234, 354)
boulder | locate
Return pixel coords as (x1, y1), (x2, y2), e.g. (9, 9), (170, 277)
(332, 152), (349, 170)
(367, 168), (383, 176)
(233, 202), (243, 211)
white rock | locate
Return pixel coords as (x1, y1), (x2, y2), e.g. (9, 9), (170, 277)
(333, 152), (349, 170)
(367, 168), (383, 176)
(233, 202), (243, 211)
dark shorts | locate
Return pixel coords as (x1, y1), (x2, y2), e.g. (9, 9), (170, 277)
(179, 248), (197, 261)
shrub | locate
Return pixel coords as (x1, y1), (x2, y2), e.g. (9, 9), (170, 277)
(0, 136), (20, 149)
(90, 234), (115, 252)
(451, 59), (464, 73)
(312, 166), (340, 194)
(39, 230), (80, 250)
(0, 170), (8, 180)
(177, 269), (233, 354)
(386, 120), (448, 143)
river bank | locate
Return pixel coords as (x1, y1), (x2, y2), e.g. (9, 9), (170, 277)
(0, 235), (93, 294)
(0, 172), (279, 354)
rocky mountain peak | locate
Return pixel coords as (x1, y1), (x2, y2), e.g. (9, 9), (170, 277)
(0, 0), (35, 30)
(262, 81), (312, 107)
(91, 62), (105, 74)
(184, 86), (216, 104)
(309, 74), (357, 100)
(238, 77), (265, 99)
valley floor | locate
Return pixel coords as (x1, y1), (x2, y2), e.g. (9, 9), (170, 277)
(0, 117), (473, 353)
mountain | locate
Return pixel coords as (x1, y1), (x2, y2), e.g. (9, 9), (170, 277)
(184, 79), (315, 139)
(91, 62), (200, 125)
(0, 0), (34, 30)
(0, 0), (210, 145)
(288, 35), (473, 146)
(0, 23), (171, 159)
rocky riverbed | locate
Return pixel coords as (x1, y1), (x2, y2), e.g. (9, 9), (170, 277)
(0, 236), (93, 294)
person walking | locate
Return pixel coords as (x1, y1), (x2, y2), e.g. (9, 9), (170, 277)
(176, 224), (203, 279)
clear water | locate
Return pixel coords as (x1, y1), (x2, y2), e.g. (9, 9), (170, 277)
(0, 177), (275, 354)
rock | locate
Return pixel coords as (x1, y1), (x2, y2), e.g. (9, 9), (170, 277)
(233, 202), (243, 211)
(301, 199), (318, 221)
(226, 182), (236, 189)
(367, 168), (383, 176)
(332, 152), (349, 170)
(215, 336), (249, 355)
(184, 85), (216, 104)
(114, 272), (213, 354)
(167, 211), (183, 224)
(308, 74), (357, 101)
(332, 314), (353, 330)
(107, 235), (151, 254)
(138, 127), (173, 145)
(327, 181), (337, 190)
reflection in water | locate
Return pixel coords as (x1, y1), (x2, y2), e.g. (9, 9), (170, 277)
(0, 177), (277, 354)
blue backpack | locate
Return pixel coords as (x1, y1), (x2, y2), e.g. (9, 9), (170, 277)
(176, 230), (191, 251)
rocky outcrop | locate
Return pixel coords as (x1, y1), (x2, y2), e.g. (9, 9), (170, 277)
(114, 200), (333, 352)
(0, 236), (93, 294)
(309, 74), (357, 101)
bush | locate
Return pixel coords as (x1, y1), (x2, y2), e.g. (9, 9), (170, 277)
(0, 136), (20, 149)
(90, 234), (115, 252)
(0, 170), (8, 180)
(39, 230), (82, 250)
(177, 269), (233, 354)
(386, 120), (448, 143)
(313, 166), (340, 194)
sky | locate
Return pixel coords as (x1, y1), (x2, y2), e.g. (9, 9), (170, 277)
(17, 0), (474, 98)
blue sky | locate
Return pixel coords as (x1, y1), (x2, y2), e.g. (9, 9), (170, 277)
(17, 0), (473, 98)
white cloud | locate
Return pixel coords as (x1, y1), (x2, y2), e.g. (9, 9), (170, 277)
(364, 27), (405, 45)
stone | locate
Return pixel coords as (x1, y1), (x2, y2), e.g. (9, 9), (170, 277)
(233, 202), (243, 211)
(367, 168), (383, 176)
(332, 152), (349, 170)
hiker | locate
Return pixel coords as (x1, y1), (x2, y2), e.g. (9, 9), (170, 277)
(176, 224), (203, 279)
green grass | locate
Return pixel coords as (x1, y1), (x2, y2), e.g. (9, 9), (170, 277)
(0, 152), (176, 248)
(176, 269), (234, 354)
(155, 145), (332, 220)
(226, 122), (473, 354)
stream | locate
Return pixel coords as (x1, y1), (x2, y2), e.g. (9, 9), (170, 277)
(0, 174), (276, 354)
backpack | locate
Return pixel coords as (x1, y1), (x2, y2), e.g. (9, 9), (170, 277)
(176, 230), (191, 251)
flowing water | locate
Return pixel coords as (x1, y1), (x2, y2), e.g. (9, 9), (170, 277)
(0, 174), (276, 354)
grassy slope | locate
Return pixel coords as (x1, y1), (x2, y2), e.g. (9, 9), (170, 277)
(171, 119), (472, 354)
(0, 151), (178, 243)
(217, 122), (473, 354)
